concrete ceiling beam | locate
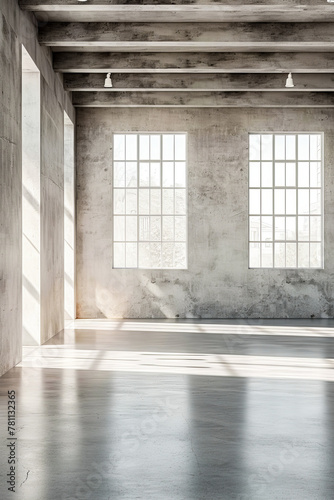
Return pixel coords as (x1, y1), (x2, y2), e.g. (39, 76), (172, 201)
(64, 73), (334, 91)
(54, 52), (334, 74)
(39, 22), (334, 53)
(19, 4), (334, 23)
(72, 90), (334, 107)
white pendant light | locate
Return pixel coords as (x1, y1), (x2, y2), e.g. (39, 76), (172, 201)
(285, 72), (295, 88)
(104, 73), (113, 88)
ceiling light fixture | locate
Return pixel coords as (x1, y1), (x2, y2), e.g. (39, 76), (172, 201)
(285, 72), (295, 88)
(104, 73), (113, 88)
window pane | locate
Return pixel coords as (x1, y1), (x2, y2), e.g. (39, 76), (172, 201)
(163, 162), (174, 187)
(126, 189), (137, 214)
(162, 134), (174, 161)
(286, 217), (296, 241)
(262, 189), (273, 214)
(126, 243), (137, 267)
(150, 135), (161, 160)
(310, 242), (322, 267)
(275, 162), (285, 186)
(114, 162), (125, 187)
(286, 189), (296, 215)
(114, 216), (125, 241)
(162, 216), (174, 241)
(274, 242), (285, 268)
(150, 242), (162, 268)
(310, 135), (321, 161)
(162, 189), (174, 214)
(275, 135), (285, 160)
(175, 162), (186, 187)
(114, 134), (125, 160)
(175, 135), (186, 160)
(298, 135), (309, 161)
(310, 189), (321, 214)
(310, 216), (321, 241)
(139, 135), (150, 160)
(162, 242), (174, 268)
(286, 135), (296, 160)
(126, 216), (137, 241)
(126, 134), (137, 161)
(275, 217), (285, 240)
(249, 162), (260, 187)
(138, 242), (150, 267)
(286, 243), (297, 267)
(261, 162), (273, 187)
(298, 242), (309, 267)
(175, 190), (186, 215)
(262, 243), (273, 267)
(114, 189), (125, 214)
(175, 243), (187, 268)
(139, 189), (149, 214)
(262, 135), (273, 161)
(175, 216), (186, 241)
(126, 162), (137, 187)
(150, 216), (161, 241)
(262, 216), (273, 242)
(249, 216), (260, 241)
(274, 189), (285, 215)
(114, 242), (125, 268)
(310, 162), (321, 188)
(298, 190), (309, 215)
(139, 162), (149, 187)
(150, 189), (161, 214)
(150, 162), (160, 187)
(139, 216), (150, 240)
(286, 163), (296, 187)
(298, 162), (309, 187)
(249, 242), (260, 267)
(298, 216), (309, 241)
(249, 189), (260, 214)
(249, 134), (260, 161)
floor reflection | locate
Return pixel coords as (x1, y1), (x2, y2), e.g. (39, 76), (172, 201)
(0, 319), (333, 500)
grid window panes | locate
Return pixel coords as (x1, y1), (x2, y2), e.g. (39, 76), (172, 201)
(249, 133), (323, 269)
(113, 133), (187, 269)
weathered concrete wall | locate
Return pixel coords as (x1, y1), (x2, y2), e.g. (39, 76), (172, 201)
(76, 107), (334, 319)
(0, 0), (75, 376)
(40, 80), (65, 344)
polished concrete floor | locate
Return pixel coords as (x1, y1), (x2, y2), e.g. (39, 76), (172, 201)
(0, 319), (334, 500)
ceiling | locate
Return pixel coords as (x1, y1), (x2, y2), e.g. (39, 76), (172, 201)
(19, 0), (334, 107)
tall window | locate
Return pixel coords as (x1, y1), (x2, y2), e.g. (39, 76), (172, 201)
(249, 133), (323, 268)
(113, 133), (187, 269)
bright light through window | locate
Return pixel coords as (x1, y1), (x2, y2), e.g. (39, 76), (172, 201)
(249, 133), (323, 269)
(113, 133), (187, 269)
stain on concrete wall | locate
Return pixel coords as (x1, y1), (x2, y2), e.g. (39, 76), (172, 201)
(76, 107), (334, 319)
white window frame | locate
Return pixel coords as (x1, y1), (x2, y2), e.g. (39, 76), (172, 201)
(112, 132), (188, 270)
(248, 132), (324, 269)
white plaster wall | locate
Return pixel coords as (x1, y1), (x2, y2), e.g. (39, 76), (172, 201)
(76, 107), (334, 319)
